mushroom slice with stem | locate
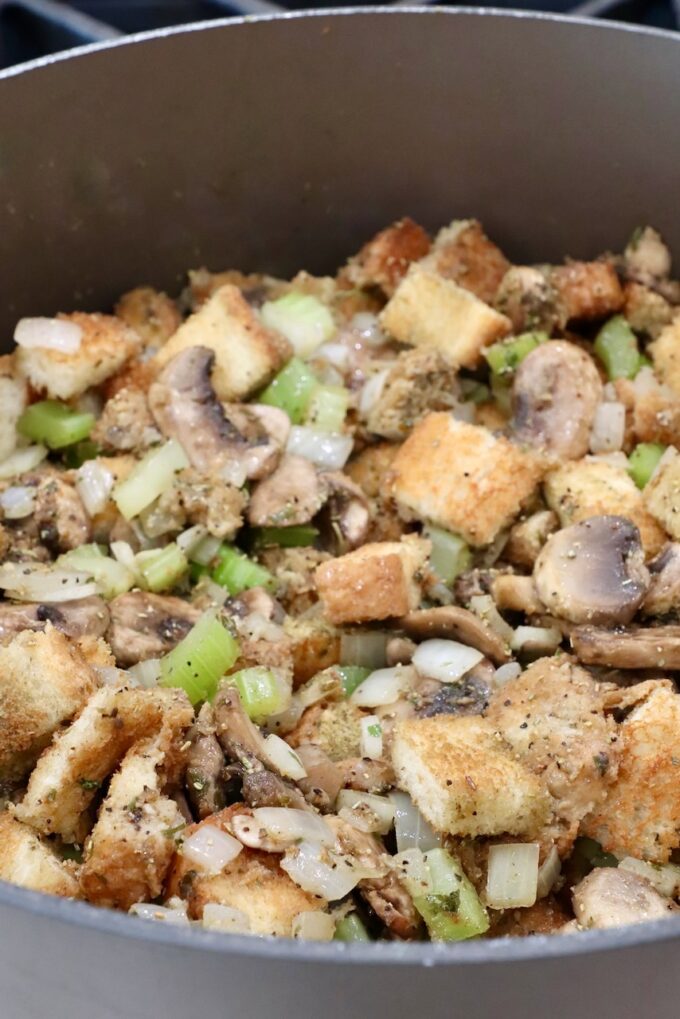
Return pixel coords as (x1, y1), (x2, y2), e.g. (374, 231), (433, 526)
(534, 516), (649, 626)
(316, 472), (370, 553)
(248, 455), (329, 527)
(571, 623), (680, 669)
(641, 543), (680, 617)
(399, 605), (510, 665)
(572, 867), (676, 930)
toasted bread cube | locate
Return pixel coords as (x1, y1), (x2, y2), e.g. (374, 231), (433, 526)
(153, 284), (291, 401)
(15, 313), (141, 400)
(649, 317), (680, 396)
(544, 458), (666, 557)
(283, 616), (341, 686)
(16, 685), (192, 842)
(622, 281), (674, 340)
(582, 687), (680, 863)
(390, 414), (545, 546)
(79, 734), (185, 909)
(288, 700), (365, 761)
(550, 260), (624, 322)
(0, 813), (79, 898)
(380, 264), (510, 369)
(342, 217), (431, 297)
(643, 446), (680, 540)
(0, 626), (98, 783)
(114, 287), (181, 350)
(419, 219), (510, 304)
(315, 535), (430, 625)
(366, 348), (459, 440)
(630, 385), (680, 448)
(0, 356), (27, 462)
(391, 715), (549, 838)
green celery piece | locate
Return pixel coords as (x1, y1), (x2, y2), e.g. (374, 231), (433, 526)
(628, 443), (665, 489)
(251, 525), (319, 549)
(413, 849), (489, 941)
(337, 665), (372, 698)
(211, 544), (274, 594)
(136, 543), (188, 592)
(490, 374), (512, 415)
(261, 292), (335, 359)
(62, 439), (100, 468)
(227, 667), (284, 721)
(484, 332), (548, 378)
(334, 913), (371, 942)
(18, 400), (95, 450)
(159, 611), (239, 705)
(459, 379), (490, 405)
(594, 316), (641, 380)
(306, 384), (349, 432)
(259, 358), (319, 424)
(425, 526), (471, 585)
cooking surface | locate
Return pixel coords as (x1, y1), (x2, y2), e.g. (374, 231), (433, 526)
(0, 0), (678, 68)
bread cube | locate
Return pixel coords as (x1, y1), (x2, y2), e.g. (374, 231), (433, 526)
(643, 445), (680, 539)
(380, 264), (510, 369)
(115, 286), (181, 349)
(419, 219), (510, 304)
(366, 347), (459, 440)
(649, 316), (680, 396)
(342, 217), (431, 296)
(390, 414), (546, 546)
(0, 813), (79, 898)
(550, 260), (623, 322)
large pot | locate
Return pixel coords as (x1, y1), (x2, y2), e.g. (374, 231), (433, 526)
(1, 10), (679, 1018)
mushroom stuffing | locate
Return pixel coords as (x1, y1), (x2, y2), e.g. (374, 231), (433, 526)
(1, 218), (680, 943)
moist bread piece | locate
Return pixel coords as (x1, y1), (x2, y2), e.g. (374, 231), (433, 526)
(0, 813), (80, 898)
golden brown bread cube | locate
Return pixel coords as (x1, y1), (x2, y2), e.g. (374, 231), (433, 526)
(365, 348), (459, 440)
(153, 284), (291, 401)
(380, 264), (510, 369)
(115, 286), (181, 349)
(315, 535), (430, 625)
(0, 813), (80, 898)
(282, 616), (341, 687)
(419, 219), (510, 304)
(390, 414), (546, 546)
(643, 445), (680, 540)
(622, 281), (674, 339)
(550, 260), (624, 323)
(649, 316), (680, 396)
(342, 217), (431, 297)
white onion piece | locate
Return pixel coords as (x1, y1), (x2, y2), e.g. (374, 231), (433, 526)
(14, 316), (82, 353)
(350, 666), (412, 707)
(351, 312), (385, 348)
(336, 790), (395, 835)
(510, 625), (562, 654)
(127, 658), (161, 689)
(359, 715), (383, 760)
(202, 903), (251, 934)
(451, 401), (476, 423)
(235, 808), (334, 852)
(389, 791), (441, 853)
(468, 594), (515, 644)
(618, 857), (680, 898)
(0, 564), (97, 602)
(110, 540), (138, 575)
(589, 401), (626, 454)
(281, 840), (362, 900)
(391, 848), (432, 895)
(486, 843), (540, 909)
(0, 485), (35, 519)
(292, 910), (335, 941)
(340, 630), (388, 670)
(493, 661), (522, 687)
(190, 533), (222, 566)
(262, 734), (307, 780)
(220, 460), (248, 488)
(75, 460), (114, 516)
(129, 902), (189, 925)
(182, 824), (243, 874)
(359, 369), (389, 418)
(536, 846), (561, 899)
(95, 665), (128, 687)
(0, 444), (47, 480)
(633, 365), (659, 398)
(412, 639), (483, 683)
(176, 524), (208, 555)
(315, 342), (350, 371)
(286, 426), (353, 470)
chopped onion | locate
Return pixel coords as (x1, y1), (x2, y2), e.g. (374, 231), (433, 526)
(351, 312), (385, 348)
(536, 846), (561, 899)
(202, 903), (251, 934)
(127, 658), (161, 689)
(281, 840), (362, 900)
(350, 665), (412, 707)
(241, 808), (333, 850)
(390, 790), (441, 853)
(262, 734), (307, 780)
(0, 563), (97, 602)
(59, 545), (135, 599)
(451, 401), (476, 423)
(590, 401), (626, 454)
(110, 540), (138, 575)
(220, 460), (248, 488)
(619, 857), (680, 898)
(336, 790), (395, 835)
(359, 369), (389, 417)
(340, 630), (388, 670)
(75, 460), (114, 516)
(391, 848), (432, 895)
(0, 485), (35, 519)
(486, 842), (540, 909)
(129, 902), (189, 925)
(182, 824), (243, 874)
(315, 342), (350, 371)
(95, 665), (128, 687)
(176, 524), (208, 555)
(510, 625), (562, 654)
(292, 910), (335, 941)
(0, 444), (47, 480)
(359, 715), (383, 760)
(493, 662), (522, 687)
(633, 365), (659, 398)
(412, 639), (483, 683)
(468, 594), (515, 644)
(190, 533), (222, 566)
(14, 316), (82, 353)
(270, 669), (342, 733)
(286, 426), (353, 470)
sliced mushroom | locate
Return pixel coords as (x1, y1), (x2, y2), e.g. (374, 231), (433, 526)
(336, 757), (395, 794)
(241, 764), (309, 812)
(571, 624), (680, 669)
(0, 595), (109, 643)
(185, 704), (228, 820)
(294, 744), (344, 808)
(223, 402), (291, 480)
(248, 455), (329, 527)
(511, 340), (603, 460)
(385, 636), (417, 666)
(642, 543), (680, 617)
(13, 468), (91, 553)
(107, 590), (201, 666)
(534, 516), (649, 625)
(400, 605), (510, 665)
(504, 509), (559, 570)
(213, 686), (269, 762)
(224, 585), (285, 625)
(572, 867), (675, 930)
(416, 667), (493, 718)
(317, 472), (370, 552)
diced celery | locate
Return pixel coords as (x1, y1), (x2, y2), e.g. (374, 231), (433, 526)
(337, 665), (372, 698)
(490, 374), (512, 415)
(58, 544), (134, 599)
(228, 667), (286, 721)
(306, 385), (349, 432)
(567, 836), (618, 885)
(189, 562), (209, 583)
(409, 849), (489, 941)
(425, 525), (471, 585)
(259, 358), (319, 424)
(62, 439), (100, 468)
(18, 400), (95, 450)
(112, 439), (189, 520)
(261, 292), (335, 359)
(334, 913), (371, 942)
(251, 525), (319, 549)
(484, 332), (548, 378)
(211, 544), (274, 594)
(159, 611), (239, 705)
(136, 543), (188, 592)
(594, 316), (641, 380)
(628, 442), (665, 489)
(459, 379), (490, 405)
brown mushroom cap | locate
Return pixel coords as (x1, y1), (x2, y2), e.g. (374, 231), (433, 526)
(399, 605), (510, 664)
(533, 515), (649, 625)
(511, 340), (603, 460)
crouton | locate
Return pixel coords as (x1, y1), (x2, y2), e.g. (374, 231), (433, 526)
(550, 260), (624, 323)
(315, 535), (430, 625)
(288, 700), (365, 761)
(283, 616), (341, 686)
(366, 348), (459, 440)
(90, 386), (160, 452)
(643, 446), (680, 540)
(115, 287), (181, 349)
(390, 415), (546, 546)
(485, 657), (619, 853)
(391, 715), (549, 838)
(166, 806), (324, 935)
(622, 281), (674, 339)
(259, 546), (332, 616)
(346, 442), (400, 498)
(15, 313), (141, 400)
(419, 219), (510, 304)
(0, 358), (27, 462)
(504, 509), (559, 570)
(380, 265), (510, 370)
(79, 734), (186, 909)
(648, 317), (680, 396)
(494, 266), (560, 334)
(544, 458), (666, 557)
(632, 386), (680, 448)
(16, 685), (192, 842)
(0, 626), (98, 783)
(188, 269), (286, 308)
(582, 686), (680, 863)
(0, 813), (79, 898)
(153, 284), (291, 401)
(342, 217), (431, 297)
